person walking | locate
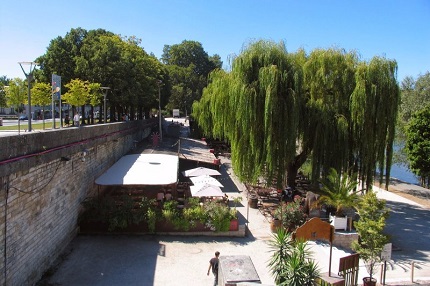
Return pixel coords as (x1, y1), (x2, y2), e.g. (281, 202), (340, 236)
(73, 113), (80, 127)
(207, 251), (220, 286)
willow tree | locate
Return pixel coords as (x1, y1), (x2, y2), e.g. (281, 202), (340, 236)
(301, 48), (358, 183)
(194, 42), (400, 191)
(194, 40), (301, 187)
(351, 57), (400, 189)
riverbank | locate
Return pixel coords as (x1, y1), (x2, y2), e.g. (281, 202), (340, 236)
(375, 177), (430, 209)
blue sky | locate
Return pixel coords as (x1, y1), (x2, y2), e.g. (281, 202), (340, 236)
(1, 0), (429, 82)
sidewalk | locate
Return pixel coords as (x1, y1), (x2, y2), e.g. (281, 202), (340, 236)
(41, 125), (430, 285)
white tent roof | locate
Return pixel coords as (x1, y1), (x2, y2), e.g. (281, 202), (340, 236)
(95, 154), (178, 185)
(190, 184), (225, 197)
(182, 167), (221, 177)
(190, 175), (224, 187)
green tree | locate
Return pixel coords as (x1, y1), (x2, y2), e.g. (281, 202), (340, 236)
(162, 40), (222, 115)
(395, 72), (430, 166)
(31, 82), (51, 108)
(352, 192), (389, 282)
(63, 78), (90, 123)
(76, 33), (163, 120)
(405, 104), (430, 187)
(351, 57), (400, 189)
(399, 72), (430, 129)
(5, 78), (26, 113)
(301, 48), (358, 184)
(0, 76), (10, 107)
(193, 41), (399, 191)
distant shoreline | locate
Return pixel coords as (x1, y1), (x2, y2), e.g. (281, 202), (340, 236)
(374, 176), (430, 208)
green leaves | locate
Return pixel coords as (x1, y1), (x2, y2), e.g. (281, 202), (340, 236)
(352, 191), (389, 278)
(406, 104), (430, 186)
(268, 229), (320, 286)
(318, 168), (359, 216)
(31, 82), (51, 107)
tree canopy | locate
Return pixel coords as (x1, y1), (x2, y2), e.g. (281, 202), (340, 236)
(162, 40), (222, 115)
(405, 104), (430, 187)
(36, 28), (165, 121)
(193, 40), (400, 190)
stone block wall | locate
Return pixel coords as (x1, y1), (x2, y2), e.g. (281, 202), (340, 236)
(333, 231), (358, 250)
(0, 119), (156, 285)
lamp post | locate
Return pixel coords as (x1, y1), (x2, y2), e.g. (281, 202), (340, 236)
(100, 87), (110, 123)
(18, 62), (38, 132)
(157, 80), (162, 142)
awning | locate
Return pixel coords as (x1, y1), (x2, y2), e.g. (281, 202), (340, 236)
(95, 154), (178, 185)
(190, 175), (224, 187)
(190, 184), (225, 197)
(182, 167), (221, 177)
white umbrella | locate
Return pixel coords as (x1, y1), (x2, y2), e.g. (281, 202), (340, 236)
(182, 167), (221, 177)
(190, 175), (224, 187)
(190, 184), (225, 197)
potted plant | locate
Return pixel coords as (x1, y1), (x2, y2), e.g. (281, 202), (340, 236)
(229, 196), (243, 230)
(314, 168), (359, 230)
(351, 191), (389, 286)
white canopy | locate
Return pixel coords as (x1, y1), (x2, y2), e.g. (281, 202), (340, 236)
(190, 175), (224, 187)
(190, 184), (225, 197)
(95, 154), (178, 185)
(182, 167), (221, 177)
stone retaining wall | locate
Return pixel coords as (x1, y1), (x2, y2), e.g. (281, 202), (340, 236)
(0, 120), (156, 285)
(333, 231), (358, 250)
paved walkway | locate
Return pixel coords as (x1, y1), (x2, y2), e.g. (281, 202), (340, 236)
(39, 120), (430, 285)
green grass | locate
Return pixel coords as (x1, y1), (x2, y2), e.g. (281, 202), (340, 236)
(0, 120), (63, 131)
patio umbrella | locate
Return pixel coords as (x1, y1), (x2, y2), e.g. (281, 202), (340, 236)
(190, 184), (225, 197)
(190, 175), (224, 187)
(182, 167), (221, 177)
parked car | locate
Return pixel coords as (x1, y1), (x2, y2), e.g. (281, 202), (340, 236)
(18, 115), (28, 121)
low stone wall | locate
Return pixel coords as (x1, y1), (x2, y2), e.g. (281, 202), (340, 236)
(0, 119), (156, 285)
(333, 231), (358, 250)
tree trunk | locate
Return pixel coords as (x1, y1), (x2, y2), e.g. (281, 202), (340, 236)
(287, 150), (310, 188)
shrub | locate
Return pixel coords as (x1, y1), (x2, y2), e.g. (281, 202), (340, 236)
(275, 196), (307, 231)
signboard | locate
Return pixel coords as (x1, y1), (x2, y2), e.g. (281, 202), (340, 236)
(52, 74), (61, 101)
(381, 243), (392, 261)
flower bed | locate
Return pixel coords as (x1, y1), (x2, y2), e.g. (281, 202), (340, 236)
(79, 195), (240, 234)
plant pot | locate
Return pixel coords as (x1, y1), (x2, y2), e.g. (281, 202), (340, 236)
(229, 219), (239, 231)
(270, 219), (282, 232)
(363, 277), (377, 286)
(329, 214), (348, 231)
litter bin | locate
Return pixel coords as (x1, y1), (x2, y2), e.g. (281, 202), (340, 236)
(0, 118), (3, 126)
(248, 195), (258, 209)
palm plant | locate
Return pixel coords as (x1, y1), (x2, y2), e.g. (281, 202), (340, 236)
(316, 168), (359, 216)
(268, 228), (319, 286)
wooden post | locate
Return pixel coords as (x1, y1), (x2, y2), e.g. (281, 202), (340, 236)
(411, 261), (415, 283)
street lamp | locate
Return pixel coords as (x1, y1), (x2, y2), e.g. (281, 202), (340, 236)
(100, 87), (110, 123)
(157, 80), (162, 142)
(18, 62), (38, 132)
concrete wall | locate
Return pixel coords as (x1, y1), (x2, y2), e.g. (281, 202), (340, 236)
(0, 119), (156, 285)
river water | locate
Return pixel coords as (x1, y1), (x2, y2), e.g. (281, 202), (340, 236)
(389, 163), (420, 185)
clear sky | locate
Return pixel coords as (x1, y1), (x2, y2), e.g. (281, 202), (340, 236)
(1, 0), (429, 82)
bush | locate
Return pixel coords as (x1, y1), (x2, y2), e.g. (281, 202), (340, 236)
(275, 196), (307, 231)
